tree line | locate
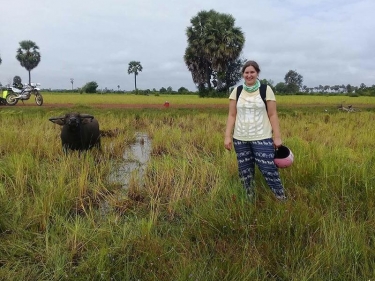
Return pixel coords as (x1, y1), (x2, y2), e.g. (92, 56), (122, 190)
(267, 70), (375, 96)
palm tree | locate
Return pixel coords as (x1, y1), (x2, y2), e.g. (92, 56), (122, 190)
(184, 47), (211, 91)
(204, 12), (244, 73)
(184, 10), (244, 92)
(16, 40), (41, 85)
(128, 61), (143, 90)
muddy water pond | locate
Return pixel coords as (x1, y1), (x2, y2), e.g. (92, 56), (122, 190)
(109, 132), (152, 188)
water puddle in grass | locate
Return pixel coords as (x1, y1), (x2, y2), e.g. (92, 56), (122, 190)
(109, 132), (152, 189)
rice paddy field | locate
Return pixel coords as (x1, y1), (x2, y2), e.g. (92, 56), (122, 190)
(0, 93), (375, 280)
(22, 92), (375, 107)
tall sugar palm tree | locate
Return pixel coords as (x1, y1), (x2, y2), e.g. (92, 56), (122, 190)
(184, 47), (212, 91)
(184, 10), (244, 92)
(127, 61), (143, 90)
(206, 13), (244, 72)
(16, 40), (41, 85)
(184, 10), (214, 90)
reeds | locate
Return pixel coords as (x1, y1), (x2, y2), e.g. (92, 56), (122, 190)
(0, 105), (374, 280)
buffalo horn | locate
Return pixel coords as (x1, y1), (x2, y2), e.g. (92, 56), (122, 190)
(79, 114), (94, 120)
(49, 117), (65, 122)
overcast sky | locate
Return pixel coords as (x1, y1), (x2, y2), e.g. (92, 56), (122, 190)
(0, 0), (373, 91)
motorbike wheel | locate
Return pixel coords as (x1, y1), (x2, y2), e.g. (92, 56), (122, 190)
(35, 92), (43, 106)
(6, 93), (18, 106)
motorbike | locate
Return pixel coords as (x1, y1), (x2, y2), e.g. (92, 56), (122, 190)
(6, 83), (43, 106)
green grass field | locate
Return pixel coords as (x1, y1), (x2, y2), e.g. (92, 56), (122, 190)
(0, 95), (374, 280)
(36, 92), (375, 107)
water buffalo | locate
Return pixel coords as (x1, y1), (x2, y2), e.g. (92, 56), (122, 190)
(49, 112), (101, 153)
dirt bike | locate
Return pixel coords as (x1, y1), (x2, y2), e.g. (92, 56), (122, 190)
(6, 83), (43, 106)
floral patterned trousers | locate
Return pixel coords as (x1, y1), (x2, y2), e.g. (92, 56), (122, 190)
(233, 138), (285, 198)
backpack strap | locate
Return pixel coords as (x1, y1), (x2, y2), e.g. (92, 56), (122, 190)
(236, 83), (268, 112)
(259, 83), (268, 112)
(236, 85), (243, 102)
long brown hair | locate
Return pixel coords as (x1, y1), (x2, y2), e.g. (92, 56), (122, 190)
(241, 60), (261, 74)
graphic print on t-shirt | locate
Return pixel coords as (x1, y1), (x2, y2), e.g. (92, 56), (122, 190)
(236, 94), (265, 137)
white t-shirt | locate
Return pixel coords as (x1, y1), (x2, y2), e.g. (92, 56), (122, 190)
(229, 85), (275, 141)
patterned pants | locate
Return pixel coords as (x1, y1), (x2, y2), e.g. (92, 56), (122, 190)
(233, 138), (285, 198)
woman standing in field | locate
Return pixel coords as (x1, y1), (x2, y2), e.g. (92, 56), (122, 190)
(224, 60), (287, 201)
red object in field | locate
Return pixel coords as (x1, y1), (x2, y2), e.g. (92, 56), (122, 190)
(164, 101), (170, 108)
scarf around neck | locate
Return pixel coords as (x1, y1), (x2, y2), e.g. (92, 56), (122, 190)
(243, 79), (260, 93)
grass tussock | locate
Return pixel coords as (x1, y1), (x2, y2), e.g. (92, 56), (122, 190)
(0, 104), (375, 280)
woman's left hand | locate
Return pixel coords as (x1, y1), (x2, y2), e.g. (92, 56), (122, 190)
(273, 137), (282, 148)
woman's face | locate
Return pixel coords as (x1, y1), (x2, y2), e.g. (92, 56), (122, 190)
(243, 66), (258, 86)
